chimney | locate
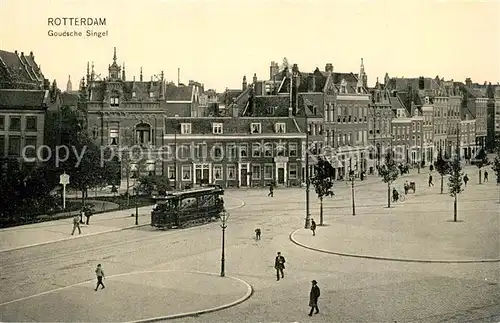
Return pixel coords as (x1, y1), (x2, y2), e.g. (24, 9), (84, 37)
(21, 52), (24, 57)
(140, 67), (143, 82)
(270, 61), (279, 79)
(308, 74), (316, 92)
(253, 73), (257, 84)
(325, 63), (333, 72)
(292, 63), (299, 74)
(242, 75), (247, 91)
(14, 50), (18, 55)
(30, 51), (34, 58)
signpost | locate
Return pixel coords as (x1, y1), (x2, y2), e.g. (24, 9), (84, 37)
(59, 172), (70, 209)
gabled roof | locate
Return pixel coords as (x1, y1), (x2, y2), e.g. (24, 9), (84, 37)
(298, 93), (324, 117)
(165, 84), (193, 101)
(0, 50), (44, 89)
(253, 95), (290, 117)
(0, 89), (48, 109)
(218, 89), (242, 105)
(61, 92), (79, 106)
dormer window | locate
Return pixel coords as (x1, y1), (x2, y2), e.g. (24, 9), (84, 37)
(110, 96), (119, 107)
(212, 122), (223, 134)
(181, 123), (191, 134)
(132, 91), (136, 98)
(250, 123), (261, 134)
(275, 123), (286, 133)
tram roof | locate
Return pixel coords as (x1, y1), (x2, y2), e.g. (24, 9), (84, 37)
(152, 186), (223, 199)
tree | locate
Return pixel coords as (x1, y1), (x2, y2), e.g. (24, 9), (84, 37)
(378, 150), (399, 208)
(45, 107), (117, 205)
(448, 154), (464, 222)
(473, 148), (489, 184)
(434, 151), (451, 194)
(137, 175), (171, 195)
(492, 147), (500, 203)
(311, 156), (335, 225)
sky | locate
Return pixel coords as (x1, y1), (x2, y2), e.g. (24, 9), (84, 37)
(1, 0), (499, 93)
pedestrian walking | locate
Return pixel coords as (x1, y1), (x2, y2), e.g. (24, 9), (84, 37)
(85, 207), (92, 225)
(310, 219), (317, 236)
(71, 214), (81, 235)
(274, 252), (286, 281)
(255, 228), (261, 240)
(463, 174), (469, 187)
(484, 171), (488, 182)
(268, 183), (274, 197)
(428, 174), (434, 187)
(94, 264), (105, 291)
(308, 280), (320, 316)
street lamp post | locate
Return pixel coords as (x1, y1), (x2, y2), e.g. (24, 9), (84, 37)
(219, 209), (229, 277)
(305, 112), (311, 229)
(350, 171), (356, 216)
(134, 187), (139, 225)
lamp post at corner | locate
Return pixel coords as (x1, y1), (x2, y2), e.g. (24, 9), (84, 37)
(219, 209), (230, 277)
(134, 186), (139, 225)
(350, 170), (356, 216)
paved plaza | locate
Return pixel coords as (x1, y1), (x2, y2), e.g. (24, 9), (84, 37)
(0, 167), (499, 322)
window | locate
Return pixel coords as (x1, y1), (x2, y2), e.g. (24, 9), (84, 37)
(276, 144), (285, 156)
(252, 143), (261, 157)
(0, 116), (4, 130)
(417, 123), (420, 132)
(130, 163), (139, 178)
(179, 145), (190, 158)
(212, 123), (223, 134)
(264, 164), (273, 179)
(109, 128), (119, 145)
(252, 164), (261, 180)
(132, 91), (136, 98)
(168, 165), (176, 180)
(214, 165), (223, 180)
(227, 165), (236, 180)
(240, 144), (248, 158)
(149, 92), (154, 98)
(250, 123), (261, 134)
(289, 163), (297, 179)
(8, 136), (21, 156)
(24, 136), (37, 159)
(275, 123), (286, 133)
(26, 116), (37, 131)
(146, 160), (156, 176)
(0, 136), (4, 156)
(182, 165), (191, 180)
(213, 145), (223, 159)
(289, 143), (297, 157)
(181, 123), (191, 134)
(110, 96), (119, 107)
(227, 144), (237, 160)
(9, 117), (21, 131)
(264, 143), (273, 157)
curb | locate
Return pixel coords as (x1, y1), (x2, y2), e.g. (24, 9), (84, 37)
(126, 271), (253, 323)
(0, 223), (150, 253)
(0, 270), (254, 321)
(0, 197), (245, 254)
(289, 228), (500, 264)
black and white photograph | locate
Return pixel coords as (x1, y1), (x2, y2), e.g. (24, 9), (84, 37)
(1, 0), (500, 322)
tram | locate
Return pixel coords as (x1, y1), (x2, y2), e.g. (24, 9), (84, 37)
(150, 186), (225, 229)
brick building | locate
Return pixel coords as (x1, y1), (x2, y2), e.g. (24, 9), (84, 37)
(391, 118), (411, 164)
(80, 48), (204, 185)
(459, 79), (488, 150)
(460, 119), (476, 160)
(163, 114), (305, 188)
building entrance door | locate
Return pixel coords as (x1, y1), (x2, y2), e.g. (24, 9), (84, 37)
(241, 168), (248, 186)
(277, 168), (285, 184)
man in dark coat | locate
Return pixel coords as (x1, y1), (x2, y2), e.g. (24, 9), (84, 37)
(274, 252), (285, 281)
(310, 219), (317, 236)
(309, 280), (320, 316)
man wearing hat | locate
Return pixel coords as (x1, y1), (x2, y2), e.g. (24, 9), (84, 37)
(309, 280), (320, 316)
(274, 252), (286, 281)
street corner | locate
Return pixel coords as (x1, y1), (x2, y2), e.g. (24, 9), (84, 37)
(223, 195), (246, 210)
(0, 270), (253, 323)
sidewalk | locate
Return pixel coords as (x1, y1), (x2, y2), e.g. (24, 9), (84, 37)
(291, 173), (500, 263)
(0, 270), (252, 322)
(0, 206), (154, 252)
(0, 194), (245, 253)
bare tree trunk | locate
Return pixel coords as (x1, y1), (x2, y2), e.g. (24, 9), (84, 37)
(479, 169), (482, 184)
(387, 183), (391, 208)
(126, 170), (130, 207)
(453, 194), (457, 222)
(319, 196), (323, 226)
(440, 175), (444, 194)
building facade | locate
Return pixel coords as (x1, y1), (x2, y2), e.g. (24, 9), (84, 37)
(162, 115), (305, 188)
